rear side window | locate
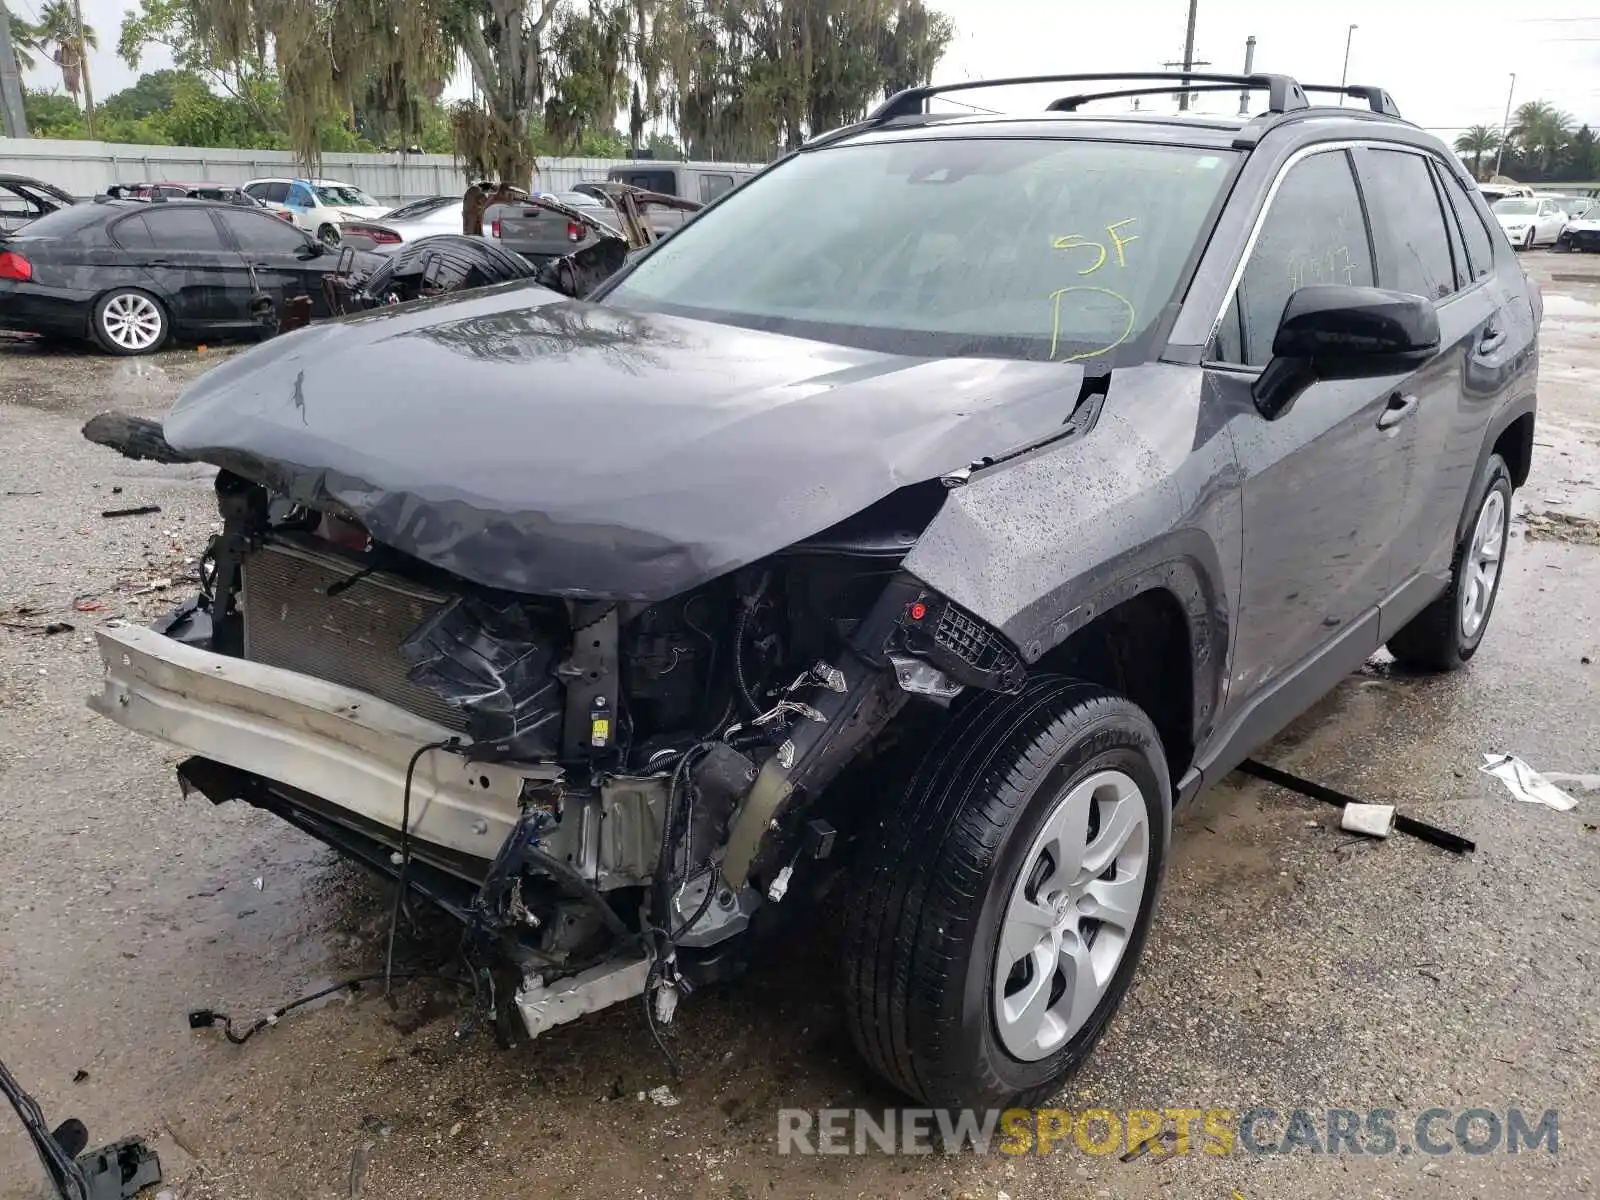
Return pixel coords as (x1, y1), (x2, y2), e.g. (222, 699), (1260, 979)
(699, 173), (734, 202)
(262, 181), (290, 204)
(1356, 148), (1456, 302)
(141, 206), (226, 249)
(1216, 149), (1376, 368)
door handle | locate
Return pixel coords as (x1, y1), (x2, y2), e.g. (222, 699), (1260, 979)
(146, 259), (173, 267)
(1377, 392), (1419, 430)
(1477, 324), (1506, 355)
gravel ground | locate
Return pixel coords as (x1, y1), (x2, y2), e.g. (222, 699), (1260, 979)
(1, 257), (1597, 1200)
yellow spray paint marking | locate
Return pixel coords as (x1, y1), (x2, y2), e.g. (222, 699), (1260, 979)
(1052, 233), (1107, 275)
(1051, 218), (1139, 276)
(1048, 286), (1137, 362)
(1106, 217), (1139, 266)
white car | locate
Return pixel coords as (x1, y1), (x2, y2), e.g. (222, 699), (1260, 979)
(241, 177), (390, 246)
(337, 196), (466, 254)
(1491, 196), (1566, 249)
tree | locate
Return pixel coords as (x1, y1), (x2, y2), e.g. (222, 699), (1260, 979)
(1510, 99), (1574, 178)
(1570, 125), (1597, 184)
(22, 87), (83, 135)
(9, 14), (43, 74)
(34, 0), (96, 104)
(1453, 125), (1501, 181)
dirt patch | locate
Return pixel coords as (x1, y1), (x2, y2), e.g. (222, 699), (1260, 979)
(1522, 508), (1600, 545)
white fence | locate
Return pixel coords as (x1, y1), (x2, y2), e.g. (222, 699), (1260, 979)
(0, 137), (634, 203)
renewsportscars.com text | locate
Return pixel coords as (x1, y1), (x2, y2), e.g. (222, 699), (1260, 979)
(776, 1106), (1560, 1157)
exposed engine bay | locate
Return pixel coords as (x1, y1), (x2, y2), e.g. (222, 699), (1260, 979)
(148, 468), (1026, 1037)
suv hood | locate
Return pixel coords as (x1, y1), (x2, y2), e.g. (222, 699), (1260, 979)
(163, 284), (1082, 600)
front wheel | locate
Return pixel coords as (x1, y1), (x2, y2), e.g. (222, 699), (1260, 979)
(91, 288), (169, 356)
(317, 224), (341, 247)
(1388, 454), (1513, 671)
(1523, 228), (1536, 250)
(840, 678), (1171, 1108)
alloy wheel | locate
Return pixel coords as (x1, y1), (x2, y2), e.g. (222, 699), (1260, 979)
(1460, 488), (1508, 640)
(993, 769), (1150, 1062)
(100, 293), (164, 352)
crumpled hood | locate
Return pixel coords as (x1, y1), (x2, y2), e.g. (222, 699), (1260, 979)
(164, 284), (1082, 600)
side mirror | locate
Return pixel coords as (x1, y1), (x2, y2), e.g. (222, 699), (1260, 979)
(295, 239), (326, 260)
(1253, 284), (1439, 420)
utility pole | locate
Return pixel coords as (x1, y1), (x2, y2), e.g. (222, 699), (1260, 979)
(70, 0), (95, 138)
(0, 0), (29, 137)
(1176, 0), (1199, 111)
(1239, 35), (1256, 116)
(1494, 72), (1516, 179)
(1339, 24), (1357, 104)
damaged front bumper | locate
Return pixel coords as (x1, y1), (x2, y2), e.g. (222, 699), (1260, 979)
(88, 622), (545, 879)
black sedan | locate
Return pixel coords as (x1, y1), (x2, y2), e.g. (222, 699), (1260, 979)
(0, 198), (374, 355)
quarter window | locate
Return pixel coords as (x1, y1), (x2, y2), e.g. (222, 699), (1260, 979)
(1435, 167), (1495, 282)
(1215, 149), (1376, 368)
(1356, 148), (1456, 302)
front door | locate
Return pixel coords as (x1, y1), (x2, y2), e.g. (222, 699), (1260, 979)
(215, 206), (340, 319)
(1205, 147), (1413, 699)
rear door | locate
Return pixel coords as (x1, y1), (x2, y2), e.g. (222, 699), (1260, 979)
(215, 205), (339, 317)
(1206, 147), (1410, 695)
(112, 206), (253, 331)
(1351, 146), (1509, 623)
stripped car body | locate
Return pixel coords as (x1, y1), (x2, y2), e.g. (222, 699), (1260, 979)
(88, 71), (1539, 1107)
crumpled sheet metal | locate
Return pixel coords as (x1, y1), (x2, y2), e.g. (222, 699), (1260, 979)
(162, 285), (1084, 602)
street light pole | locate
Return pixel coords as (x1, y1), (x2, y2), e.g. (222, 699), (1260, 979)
(1238, 35), (1256, 117)
(1494, 72), (1516, 179)
(1339, 24), (1357, 104)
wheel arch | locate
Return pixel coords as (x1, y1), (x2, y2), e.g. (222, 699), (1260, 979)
(1457, 396), (1536, 545)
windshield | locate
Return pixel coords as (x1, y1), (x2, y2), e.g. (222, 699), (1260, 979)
(315, 184), (378, 207)
(606, 138), (1235, 362)
(1493, 199), (1537, 216)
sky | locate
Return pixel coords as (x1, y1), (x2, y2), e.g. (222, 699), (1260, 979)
(19, 0), (1600, 139)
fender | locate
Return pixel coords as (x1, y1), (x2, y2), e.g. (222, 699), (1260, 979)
(903, 362), (1243, 755)
(1457, 388), (1537, 545)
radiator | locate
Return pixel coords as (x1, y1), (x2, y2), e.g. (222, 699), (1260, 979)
(240, 541), (466, 732)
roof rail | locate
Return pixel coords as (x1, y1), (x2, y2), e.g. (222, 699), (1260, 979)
(1300, 83), (1401, 117)
(871, 72), (1309, 122)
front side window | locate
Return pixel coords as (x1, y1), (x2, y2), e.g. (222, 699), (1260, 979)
(608, 138), (1237, 363)
(1357, 148), (1456, 302)
(288, 184), (315, 208)
(219, 208), (314, 253)
(1213, 149), (1376, 368)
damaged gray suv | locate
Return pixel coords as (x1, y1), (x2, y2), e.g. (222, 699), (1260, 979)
(88, 72), (1539, 1108)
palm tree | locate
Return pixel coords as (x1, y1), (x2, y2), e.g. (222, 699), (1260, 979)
(1453, 125), (1502, 180)
(1510, 99), (1574, 177)
(7, 13), (43, 74)
(34, 0), (96, 104)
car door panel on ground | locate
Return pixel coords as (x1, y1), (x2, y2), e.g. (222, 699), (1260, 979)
(215, 207), (337, 319)
(109, 206), (253, 332)
(1206, 147), (1412, 697)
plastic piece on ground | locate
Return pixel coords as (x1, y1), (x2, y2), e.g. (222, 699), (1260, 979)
(1480, 754), (1580, 811)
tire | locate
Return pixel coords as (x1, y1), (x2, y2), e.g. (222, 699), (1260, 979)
(840, 677), (1172, 1108)
(91, 288), (169, 356)
(317, 224), (341, 247)
(1523, 228), (1536, 251)
(1387, 454), (1513, 671)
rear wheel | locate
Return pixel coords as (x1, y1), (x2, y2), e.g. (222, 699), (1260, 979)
(91, 289), (168, 356)
(1388, 454), (1513, 671)
(840, 678), (1171, 1107)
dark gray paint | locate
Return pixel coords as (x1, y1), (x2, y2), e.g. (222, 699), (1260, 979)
(162, 284), (1086, 601)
